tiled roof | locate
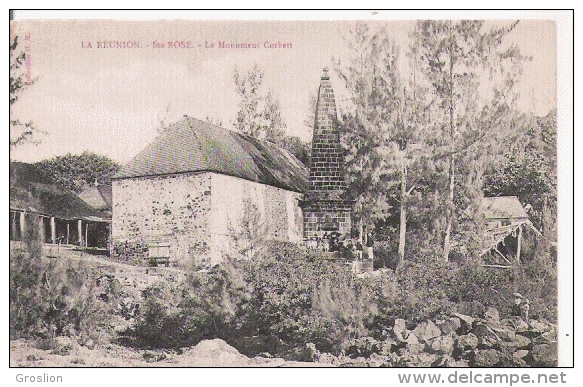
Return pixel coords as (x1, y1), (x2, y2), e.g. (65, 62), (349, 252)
(78, 184), (112, 210)
(482, 196), (529, 220)
(113, 117), (309, 193)
(10, 162), (105, 220)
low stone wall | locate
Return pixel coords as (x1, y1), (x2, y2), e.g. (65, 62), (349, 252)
(311, 307), (557, 367)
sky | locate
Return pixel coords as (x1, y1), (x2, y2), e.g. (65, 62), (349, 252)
(10, 17), (557, 164)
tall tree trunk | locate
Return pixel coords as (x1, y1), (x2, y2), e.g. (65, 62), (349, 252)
(443, 26), (455, 263)
(398, 163), (407, 267)
(443, 154), (455, 262)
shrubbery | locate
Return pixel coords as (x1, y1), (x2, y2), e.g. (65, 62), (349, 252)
(10, 221), (115, 345)
(124, 239), (557, 359)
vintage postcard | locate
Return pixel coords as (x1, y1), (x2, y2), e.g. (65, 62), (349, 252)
(9, 9), (573, 378)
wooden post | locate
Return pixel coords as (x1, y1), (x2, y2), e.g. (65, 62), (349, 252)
(38, 216), (45, 243)
(516, 224), (523, 262)
(78, 220), (83, 245)
(85, 223), (89, 248)
(11, 212), (17, 240)
(20, 212), (26, 237)
(50, 217), (56, 244)
(66, 223), (70, 245)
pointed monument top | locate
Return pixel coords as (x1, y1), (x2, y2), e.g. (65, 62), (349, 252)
(321, 67), (330, 80)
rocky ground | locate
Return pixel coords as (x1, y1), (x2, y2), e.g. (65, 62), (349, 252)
(10, 338), (330, 367)
(11, 246), (557, 367)
(309, 307), (558, 367)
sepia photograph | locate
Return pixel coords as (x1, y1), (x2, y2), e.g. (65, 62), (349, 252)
(9, 10), (572, 372)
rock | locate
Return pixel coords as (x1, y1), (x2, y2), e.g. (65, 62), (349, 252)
(457, 333), (479, 350)
(379, 338), (396, 356)
(367, 353), (389, 367)
(317, 352), (338, 365)
(432, 354), (469, 367)
(490, 325), (516, 342)
(472, 349), (500, 367)
(514, 349), (529, 359)
(393, 318), (407, 342)
(438, 317), (462, 335)
(472, 324), (499, 347)
(429, 334), (455, 356)
(534, 330), (557, 345)
(412, 320), (441, 343)
(453, 313), (475, 333)
(514, 318), (530, 333)
(299, 343), (320, 362)
(414, 352), (439, 367)
(403, 342), (425, 356)
(514, 334), (531, 349)
(405, 332), (419, 345)
(484, 307), (500, 323)
(532, 342), (558, 367)
(529, 319), (552, 333)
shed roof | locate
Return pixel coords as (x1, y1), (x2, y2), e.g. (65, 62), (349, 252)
(10, 162), (106, 220)
(78, 184), (112, 211)
(113, 117), (309, 193)
(482, 196), (529, 220)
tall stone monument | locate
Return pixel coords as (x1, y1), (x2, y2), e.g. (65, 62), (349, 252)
(300, 68), (353, 240)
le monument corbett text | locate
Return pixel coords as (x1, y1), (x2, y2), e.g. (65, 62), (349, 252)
(80, 40), (293, 49)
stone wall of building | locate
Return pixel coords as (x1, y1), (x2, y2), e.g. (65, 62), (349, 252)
(111, 172), (212, 268)
(209, 173), (304, 265)
(303, 204), (352, 240)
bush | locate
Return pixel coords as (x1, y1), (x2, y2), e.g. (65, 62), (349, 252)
(10, 219), (112, 342)
(125, 241), (378, 355)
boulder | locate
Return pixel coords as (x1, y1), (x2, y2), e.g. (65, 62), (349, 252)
(378, 338), (396, 356)
(438, 317), (462, 335)
(393, 318), (408, 342)
(472, 324), (499, 348)
(529, 319), (552, 334)
(412, 320), (441, 343)
(514, 349), (529, 359)
(514, 334), (531, 349)
(367, 353), (389, 367)
(453, 313), (475, 333)
(299, 343), (320, 362)
(484, 307), (501, 323)
(490, 324), (516, 342)
(317, 352), (339, 365)
(472, 349), (500, 367)
(456, 333), (479, 351)
(532, 342), (558, 367)
(405, 332), (419, 345)
(432, 354), (469, 367)
(403, 342), (425, 356)
(429, 334), (455, 356)
(514, 318), (530, 333)
(534, 330), (557, 345)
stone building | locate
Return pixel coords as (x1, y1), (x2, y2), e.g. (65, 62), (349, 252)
(111, 117), (308, 268)
(299, 68), (353, 240)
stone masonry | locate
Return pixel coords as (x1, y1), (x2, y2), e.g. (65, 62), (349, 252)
(300, 68), (353, 239)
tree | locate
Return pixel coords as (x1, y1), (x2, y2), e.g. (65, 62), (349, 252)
(415, 20), (527, 261)
(233, 63), (286, 143)
(10, 35), (44, 148)
(233, 63), (310, 166)
(337, 23), (428, 267)
(36, 151), (120, 193)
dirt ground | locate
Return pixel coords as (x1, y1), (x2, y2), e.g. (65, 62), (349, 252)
(10, 338), (331, 367)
